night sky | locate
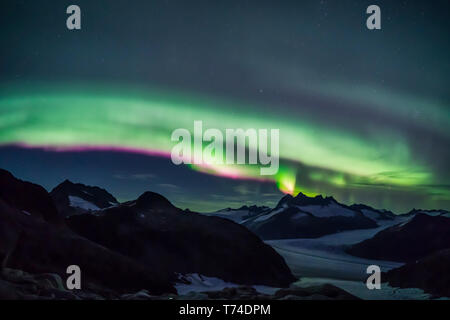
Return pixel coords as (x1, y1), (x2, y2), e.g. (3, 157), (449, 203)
(0, 0), (449, 212)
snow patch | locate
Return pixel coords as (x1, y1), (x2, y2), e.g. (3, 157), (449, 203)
(361, 209), (381, 220)
(68, 195), (100, 211)
(298, 203), (356, 218)
(265, 218), (405, 281)
(253, 208), (284, 222)
(175, 273), (279, 296)
(81, 190), (93, 196)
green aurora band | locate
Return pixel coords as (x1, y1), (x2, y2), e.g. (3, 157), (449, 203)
(0, 83), (448, 209)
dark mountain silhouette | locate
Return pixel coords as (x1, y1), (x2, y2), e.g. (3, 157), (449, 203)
(67, 192), (296, 287)
(347, 213), (450, 262)
(398, 208), (449, 217)
(242, 193), (378, 240)
(0, 169), (61, 224)
(276, 193), (337, 207)
(385, 249), (450, 298)
(50, 180), (118, 217)
(134, 191), (177, 211)
(0, 171), (175, 295)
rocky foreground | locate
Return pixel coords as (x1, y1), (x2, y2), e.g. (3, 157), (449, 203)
(384, 249), (450, 298)
(0, 267), (358, 300)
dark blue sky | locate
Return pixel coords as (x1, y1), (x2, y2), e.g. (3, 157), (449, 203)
(0, 0), (448, 212)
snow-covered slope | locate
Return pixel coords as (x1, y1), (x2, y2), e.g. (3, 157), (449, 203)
(265, 217), (404, 279)
(400, 208), (450, 217)
(350, 204), (396, 221)
(202, 205), (271, 223)
(242, 193), (379, 239)
(50, 180), (118, 217)
(297, 202), (356, 218)
(68, 195), (101, 211)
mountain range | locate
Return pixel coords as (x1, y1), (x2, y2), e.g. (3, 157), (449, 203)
(66, 191), (295, 287)
(0, 168), (449, 299)
(0, 169), (295, 299)
(222, 193), (382, 239)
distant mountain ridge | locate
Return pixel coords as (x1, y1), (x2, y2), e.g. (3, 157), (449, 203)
(349, 204), (395, 221)
(238, 193), (379, 239)
(208, 193), (448, 240)
(275, 193), (338, 208)
(398, 208), (450, 218)
(202, 205), (271, 223)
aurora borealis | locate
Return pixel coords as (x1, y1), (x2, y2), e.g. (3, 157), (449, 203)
(0, 0), (449, 212)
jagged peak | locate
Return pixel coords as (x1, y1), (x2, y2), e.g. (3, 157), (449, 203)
(276, 194), (294, 207)
(236, 204), (269, 211)
(53, 179), (95, 190)
(277, 192), (337, 208)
